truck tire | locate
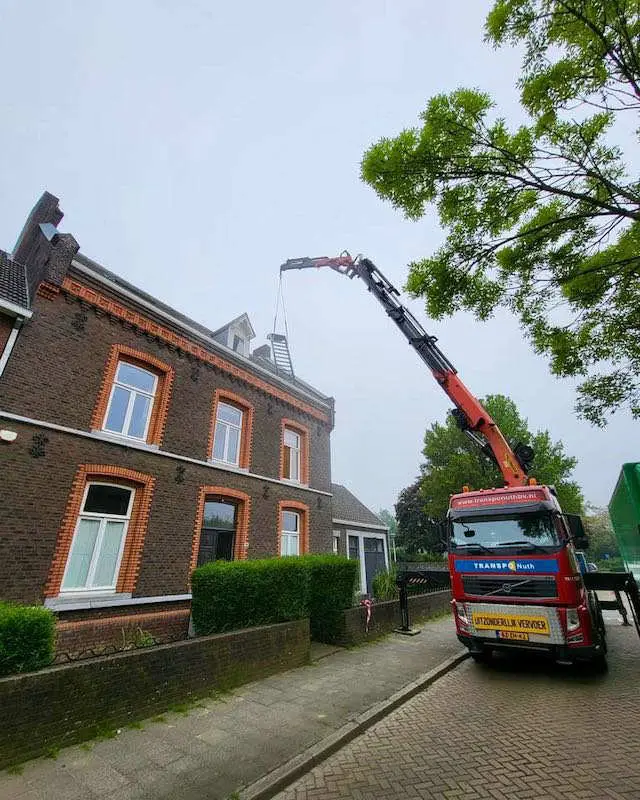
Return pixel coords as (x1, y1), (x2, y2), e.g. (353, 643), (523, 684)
(591, 594), (608, 654)
(591, 653), (608, 673)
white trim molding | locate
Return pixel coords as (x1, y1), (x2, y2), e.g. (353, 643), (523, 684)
(332, 518), (388, 531)
(0, 299), (32, 319)
(45, 592), (192, 612)
(0, 317), (25, 377)
(0, 410), (333, 497)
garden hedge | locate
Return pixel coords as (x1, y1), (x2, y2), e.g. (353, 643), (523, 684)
(299, 555), (359, 643)
(191, 557), (309, 635)
(0, 602), (56, 677)
(191, 554), (358, 642)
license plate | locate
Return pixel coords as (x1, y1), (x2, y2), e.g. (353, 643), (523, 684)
(471, 612), (550, 636)
(498, 631), (529, 641)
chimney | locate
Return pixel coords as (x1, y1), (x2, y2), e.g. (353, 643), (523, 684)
(252, 344), (272, 361)
(13, 192), (79, 301)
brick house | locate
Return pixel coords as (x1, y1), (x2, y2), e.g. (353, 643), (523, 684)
(331, 483), (390, 596)
(0, 193), (335, 653)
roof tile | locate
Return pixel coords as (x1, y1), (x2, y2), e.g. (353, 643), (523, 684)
(0, 250), (29, 310)
(331, 483), (387, 527)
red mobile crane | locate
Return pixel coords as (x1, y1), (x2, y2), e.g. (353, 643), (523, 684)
(281, 253), (610, 667)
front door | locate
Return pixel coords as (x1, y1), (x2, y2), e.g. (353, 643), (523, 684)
(363, 537), (386, 595)
(197, 498), (237, 566)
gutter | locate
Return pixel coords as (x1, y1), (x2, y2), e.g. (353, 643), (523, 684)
(0, 298), (32, 319)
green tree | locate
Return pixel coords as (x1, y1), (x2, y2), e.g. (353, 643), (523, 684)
(361, 0), (640, 425)
(395, 477), (445, 555)
(583, 505), (620, 559)
(420, 394), (584, 518)
(377, 508), (398, 538)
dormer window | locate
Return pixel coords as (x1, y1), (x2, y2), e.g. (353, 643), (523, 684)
(232, 334), (246, 356)
(211, 314), (256, 358)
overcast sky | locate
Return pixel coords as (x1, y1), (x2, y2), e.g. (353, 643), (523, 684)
(1, 0), (636, 514)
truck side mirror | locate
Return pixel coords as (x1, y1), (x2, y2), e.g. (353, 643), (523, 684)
(566, 514), (589, 550)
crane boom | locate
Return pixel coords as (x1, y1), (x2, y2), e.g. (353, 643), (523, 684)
(280, 253), (532, 488)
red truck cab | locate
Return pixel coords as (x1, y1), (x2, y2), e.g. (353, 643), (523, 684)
(448, 485), (607, 667)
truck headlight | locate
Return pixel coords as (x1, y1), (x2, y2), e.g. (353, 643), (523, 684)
(455, 601), (469, 626)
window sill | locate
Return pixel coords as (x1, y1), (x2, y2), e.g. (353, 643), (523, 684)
(45, 592), (191, 612)
(91, 429), (160, 450)
(209, 459), (249, 473)
(280, 478), (309, 488)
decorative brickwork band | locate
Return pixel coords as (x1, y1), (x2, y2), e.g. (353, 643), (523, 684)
(189, 486), (251, 577)
(36, 281), (61, 300)
(62, 277), (329, 424)
(207, 389), (254, 468)
(277, 500), (310, 556)
(90, 344), (174, 446)
(45, 465), (156, 598)
(280, 418), (310, 485)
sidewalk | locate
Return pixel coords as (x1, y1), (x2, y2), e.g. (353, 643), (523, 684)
(0, 615), (462, 800)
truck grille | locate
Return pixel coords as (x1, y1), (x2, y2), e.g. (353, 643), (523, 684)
(462, 575), (557, 599)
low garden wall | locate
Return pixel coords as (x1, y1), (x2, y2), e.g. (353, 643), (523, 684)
(0, 618), (309, 769)
(337, 590), (452, 646)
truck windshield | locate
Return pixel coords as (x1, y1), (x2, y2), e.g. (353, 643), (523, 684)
(450, 514), (561, 551)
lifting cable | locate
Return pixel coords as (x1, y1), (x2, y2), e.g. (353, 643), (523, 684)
(272, 271), (291, 341)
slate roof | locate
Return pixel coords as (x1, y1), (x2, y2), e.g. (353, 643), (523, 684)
(0, 250), (29, 310)
(331, 483), (387, 528)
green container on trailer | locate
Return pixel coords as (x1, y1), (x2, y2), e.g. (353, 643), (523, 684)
(608, 463), (640, 579)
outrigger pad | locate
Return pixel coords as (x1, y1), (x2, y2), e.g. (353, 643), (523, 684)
(394, 628), (422, 636)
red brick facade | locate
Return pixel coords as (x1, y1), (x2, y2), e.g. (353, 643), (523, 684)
(0, 196), (334, 650)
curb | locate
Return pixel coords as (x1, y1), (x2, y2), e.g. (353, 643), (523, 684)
(239, 649), (469, 800)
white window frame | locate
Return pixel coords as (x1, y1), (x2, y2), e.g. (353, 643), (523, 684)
(60, 482), (135, 596)
(333, 530), (341, 555)
(211, 401), (244, 466)
(103, 361), (158, 442)
(345, 529), (390, 595)
(283, 427), (301, 483)
(232, 334), (246, 355)
(281, 509), (301, 556)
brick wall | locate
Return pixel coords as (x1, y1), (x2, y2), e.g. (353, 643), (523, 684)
(0, 420), (333, 604)
(55, 602), (192, 656)
(0, 269), (335, 608)
(0, 286), (332, 493)
(336, 590), (452, 646)
(0, 618), (310, 769)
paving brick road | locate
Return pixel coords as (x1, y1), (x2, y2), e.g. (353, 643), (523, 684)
(277, 618), (640, 800)
(0, 615), (460, 800)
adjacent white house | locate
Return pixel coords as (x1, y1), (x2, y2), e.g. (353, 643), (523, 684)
(331, 483), (390, 596)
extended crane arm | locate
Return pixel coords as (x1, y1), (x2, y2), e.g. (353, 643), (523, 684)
(280, 254), (532, 488)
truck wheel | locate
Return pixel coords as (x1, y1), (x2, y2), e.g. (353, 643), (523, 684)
(591, 654), (608, 673)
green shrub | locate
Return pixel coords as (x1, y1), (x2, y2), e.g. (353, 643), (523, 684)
(191, 554), (358, 643)
(0, 602), (56, 677)
(191, 557), (309, 635)
(593, 557), (626, 572)
(372, 566), (398, 601)
(300, 555), (358, 643)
